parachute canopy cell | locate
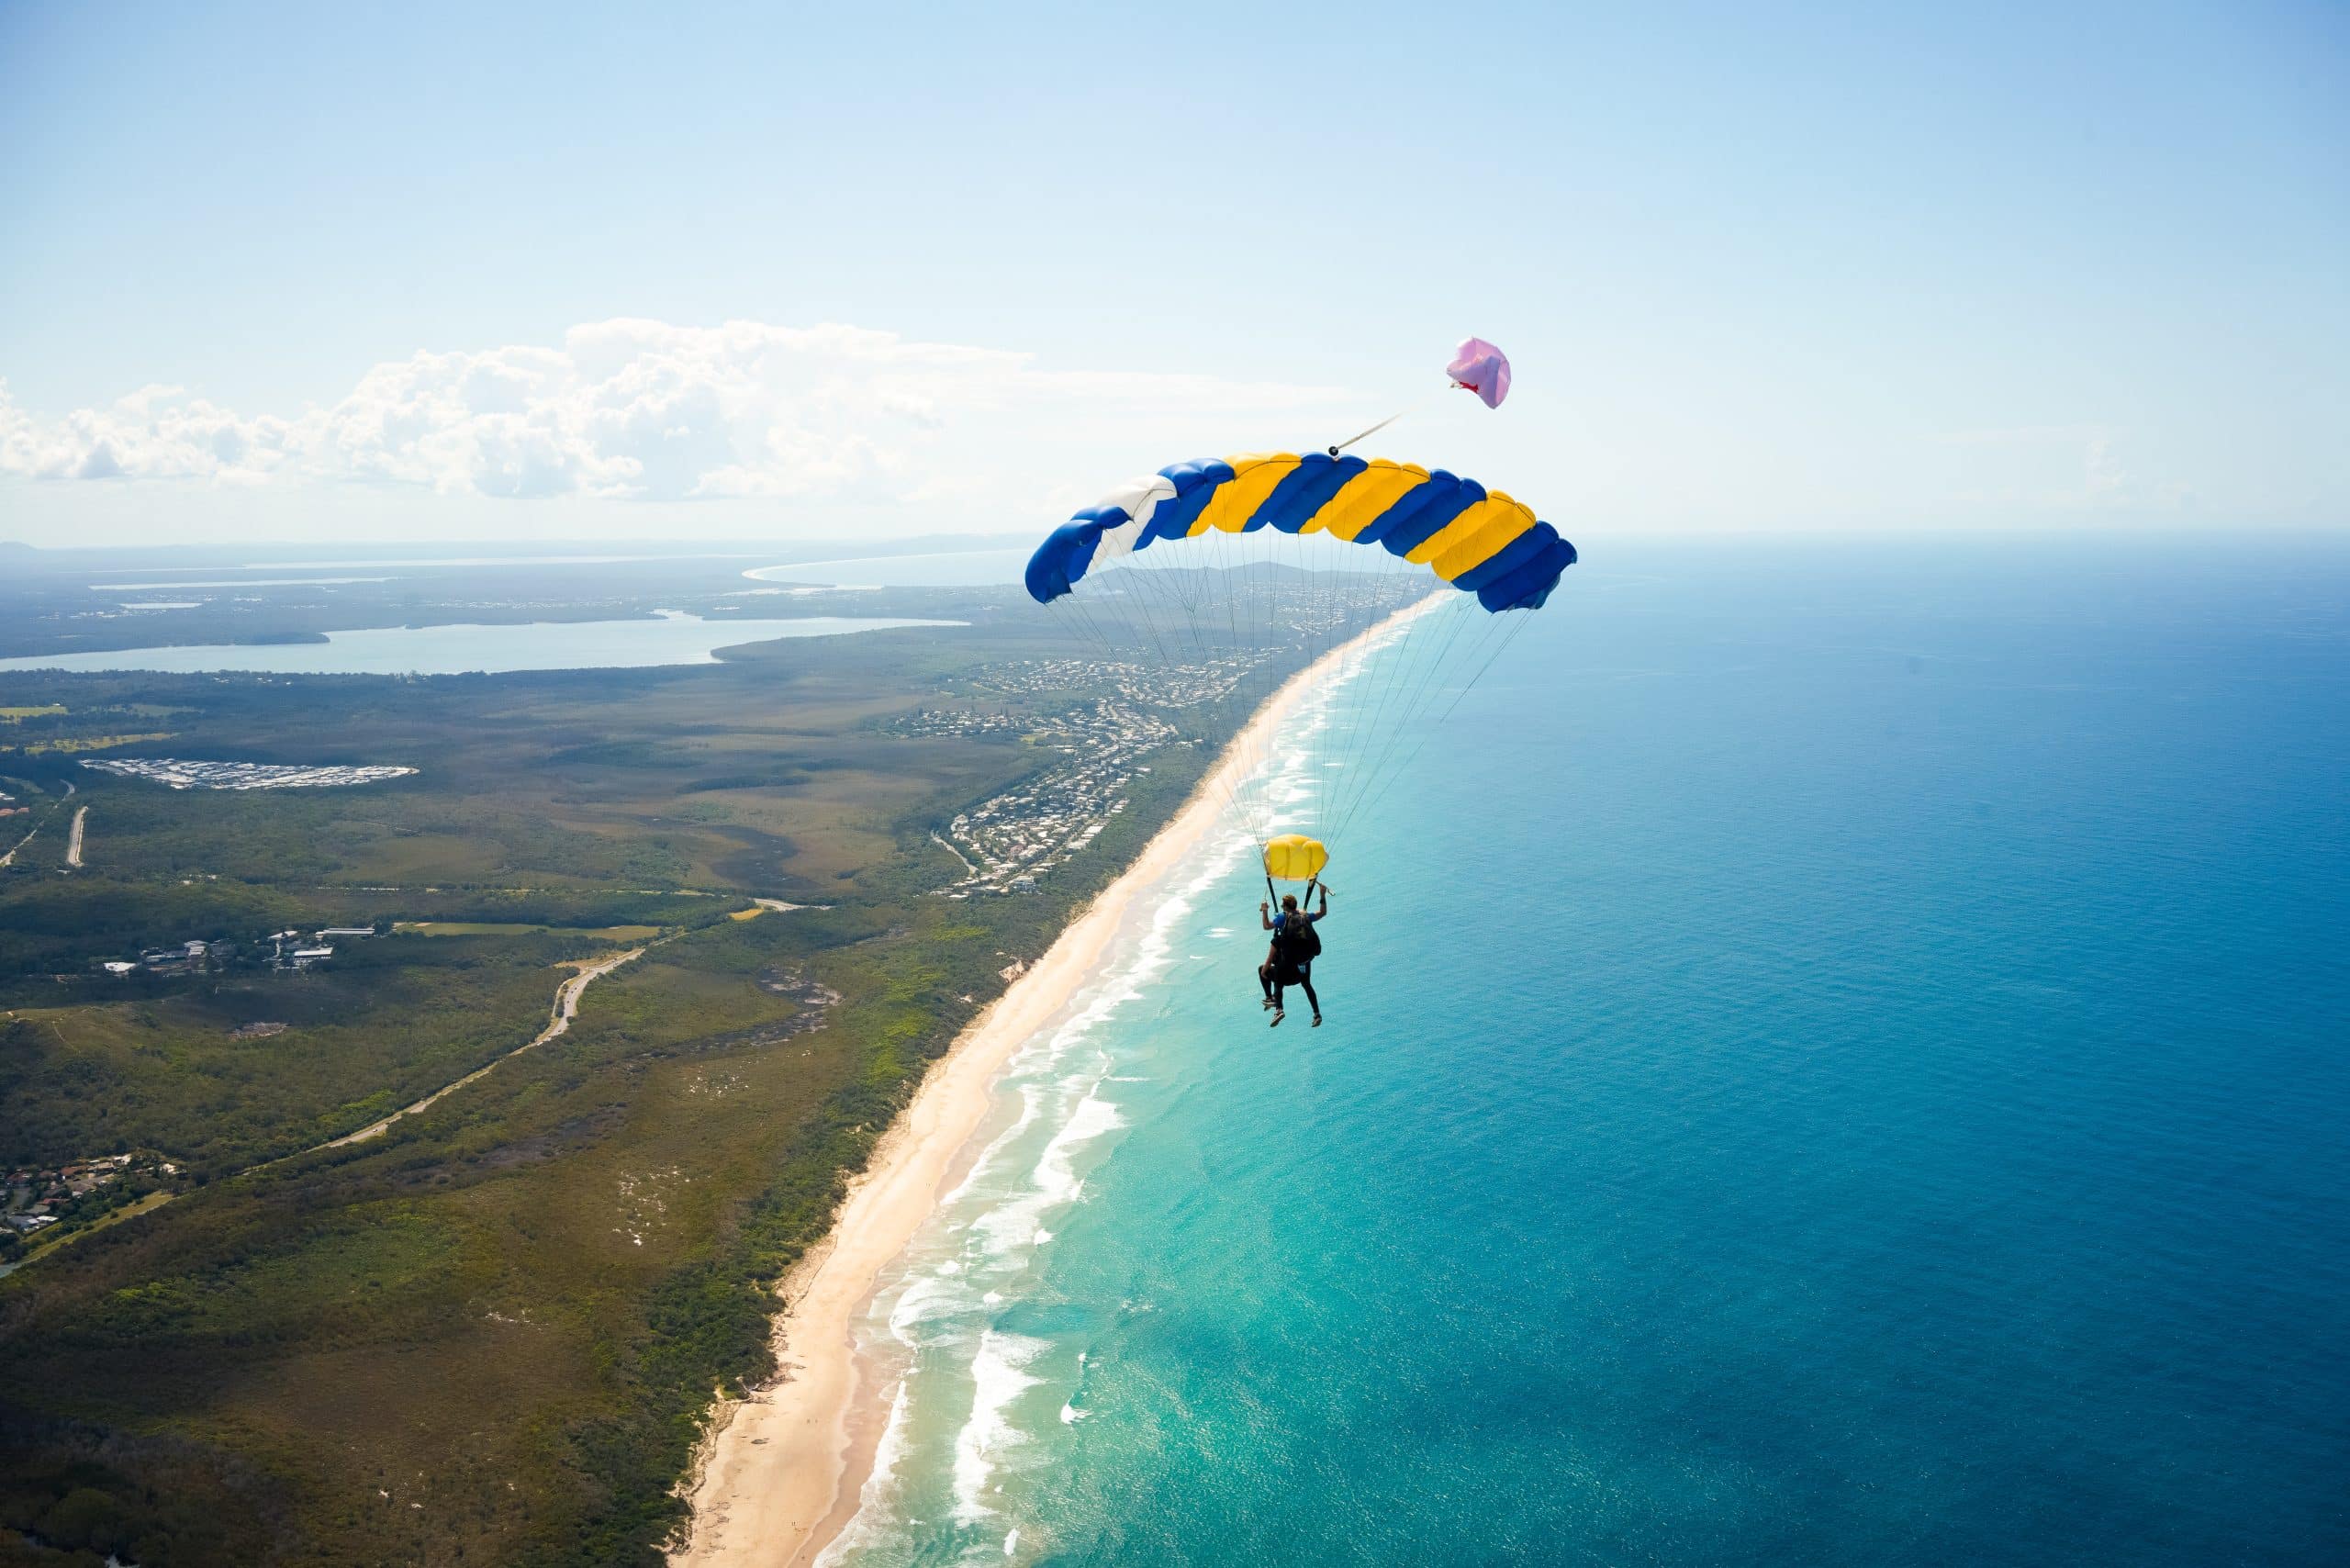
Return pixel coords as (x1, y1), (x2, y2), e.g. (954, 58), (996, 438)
(1024, 452), (1576, 614)
(1446, 338), (1511, 409)
(1263, 834), (1329, 882)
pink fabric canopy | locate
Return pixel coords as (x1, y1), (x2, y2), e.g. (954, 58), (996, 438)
(1446, 337), (1511, 409)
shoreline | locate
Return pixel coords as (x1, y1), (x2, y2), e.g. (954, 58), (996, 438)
(669, 598), (1437, 1568)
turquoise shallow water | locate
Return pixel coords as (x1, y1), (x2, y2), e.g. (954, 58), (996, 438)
(823, 537), (2349, 1567)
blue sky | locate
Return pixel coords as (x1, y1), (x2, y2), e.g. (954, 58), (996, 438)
(2, 0), (2343, 546)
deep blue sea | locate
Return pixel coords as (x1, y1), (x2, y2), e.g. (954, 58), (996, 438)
(822, 536), (2349, 1567)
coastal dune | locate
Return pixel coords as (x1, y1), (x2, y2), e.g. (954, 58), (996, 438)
(671, 599), (1434, 1568)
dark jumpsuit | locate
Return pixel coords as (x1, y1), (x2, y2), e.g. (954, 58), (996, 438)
(1259, 909), (1322, 1015)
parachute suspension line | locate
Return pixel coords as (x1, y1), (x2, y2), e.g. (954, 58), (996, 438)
(1318, 589), (1459, 836)
(1037, 483), (1560, 879)
(1336, 604), (1516, 838)
(1317, 568), (1412, 834)
(1197, 528), (1274, 843)
(1332, 622), (1492, 856)
(1343, 609), (1535, 843)
(1142, 526), (1286, 848)
(1239, 550), (1278, 836)
(1305, 569), (1404, 834)
(1325, 585), (1428, 803)
(1049, 544), (1264, 850)
(1024, 421), (1570, 903)
(1057, 580), (1118, 666)
(1321, 593), (1505, 844)
(1427, 610), (1535, 732)
(1069, 596), (1255, 851)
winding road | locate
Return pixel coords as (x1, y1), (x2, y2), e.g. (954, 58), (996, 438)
(3, 944), (652, 1277)
(315, 945), (645, 1151)
(0, 777), (73, 868)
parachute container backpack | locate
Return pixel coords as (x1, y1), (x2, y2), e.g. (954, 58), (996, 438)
(1024, 447), (1575, 896)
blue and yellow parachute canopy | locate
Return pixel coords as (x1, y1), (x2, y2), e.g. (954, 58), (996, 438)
(1024, 452), (1576, 614)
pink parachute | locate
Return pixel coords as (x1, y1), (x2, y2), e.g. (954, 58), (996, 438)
(1447, 337), (1511, 409)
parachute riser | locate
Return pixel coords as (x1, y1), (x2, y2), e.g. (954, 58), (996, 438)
(1269, 865), (1325, 912)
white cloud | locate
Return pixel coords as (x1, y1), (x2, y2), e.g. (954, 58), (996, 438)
(0, 319), (1354, 510)
(1932, 422), (2195, 516)
(0, 380), (301, 486)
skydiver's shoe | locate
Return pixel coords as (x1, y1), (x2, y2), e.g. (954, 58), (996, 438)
(1270, 1010), (1285, 1027)
(1312, 1014), (1323, 1026)
(1262, 996), (1277, 1011)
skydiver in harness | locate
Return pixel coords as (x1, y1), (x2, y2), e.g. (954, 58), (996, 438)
(1259, 883), (1327, 1027)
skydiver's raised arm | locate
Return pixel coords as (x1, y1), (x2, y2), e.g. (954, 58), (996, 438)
(1259, 900), (1275, 931)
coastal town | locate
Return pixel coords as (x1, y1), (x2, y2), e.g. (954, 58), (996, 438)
(2, 1150), (176, 1243)
(97, 923), (380, 978)
(912, 618), (1404, 897)
(967, 654), (1270, 710)
(80, 756), (418, 790)
(934, 696), (1178, 896)
(898, 652), (1290, 898)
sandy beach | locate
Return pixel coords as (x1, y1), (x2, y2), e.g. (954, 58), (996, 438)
(670, 599), (1434, 1568)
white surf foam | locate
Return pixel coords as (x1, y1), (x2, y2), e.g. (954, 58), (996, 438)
(810, 1377), (912, 1567)
(952, 1329), (1046, 1524)
(889, 1271), (976, 1349)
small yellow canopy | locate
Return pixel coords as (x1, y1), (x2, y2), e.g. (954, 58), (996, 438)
(1262, 834), (1328, 882)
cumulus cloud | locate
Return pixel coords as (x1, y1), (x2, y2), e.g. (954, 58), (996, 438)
(0, 320), (1352, 508)
(1934, 422), (2194, 515)
(0, 380), (301, 486)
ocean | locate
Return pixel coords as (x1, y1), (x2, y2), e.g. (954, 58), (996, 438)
(817, 535), (2349, 1566)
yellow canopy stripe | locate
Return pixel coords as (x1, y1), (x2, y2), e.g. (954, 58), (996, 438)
(1262, 833), (1329, 881)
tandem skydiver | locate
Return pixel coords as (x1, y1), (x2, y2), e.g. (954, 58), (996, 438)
(1259, 884), (1328, 1028)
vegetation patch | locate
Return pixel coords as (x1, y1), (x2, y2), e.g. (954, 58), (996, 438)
(4, 733), (176, 756)
(0, 572), (1341, 1564)
(396, 921), (663, 940)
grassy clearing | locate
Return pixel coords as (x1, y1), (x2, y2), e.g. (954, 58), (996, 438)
(396, 921), (663, 939)
(4, 732), (175, 756)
